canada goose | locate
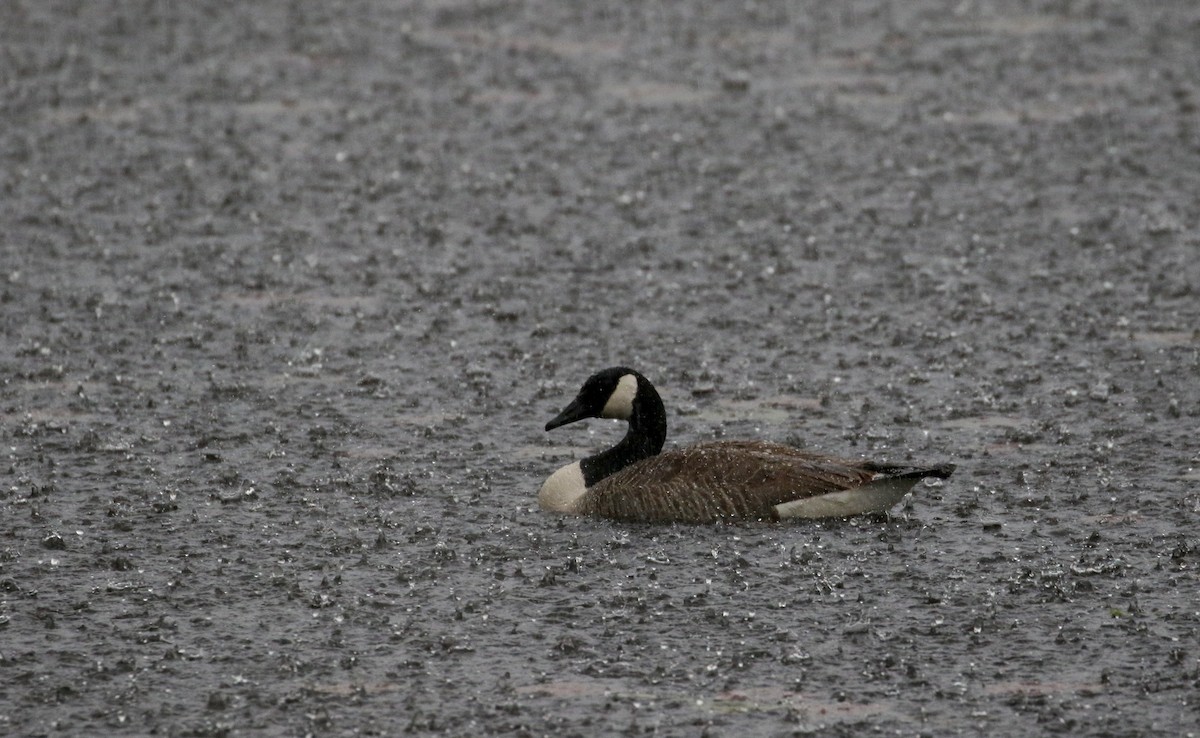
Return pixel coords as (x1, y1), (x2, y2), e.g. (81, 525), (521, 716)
(540, 367), (954, 523)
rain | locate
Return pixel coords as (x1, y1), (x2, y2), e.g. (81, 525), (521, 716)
(2, 1), (1198, 736)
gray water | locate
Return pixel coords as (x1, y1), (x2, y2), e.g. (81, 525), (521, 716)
(2, 2), (1198, 735)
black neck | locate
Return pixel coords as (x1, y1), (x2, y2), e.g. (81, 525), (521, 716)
(579, 377), (667, 487)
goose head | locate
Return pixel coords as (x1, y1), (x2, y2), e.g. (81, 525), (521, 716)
(544, 367), (668, 484)
(545, 367), (642, 430)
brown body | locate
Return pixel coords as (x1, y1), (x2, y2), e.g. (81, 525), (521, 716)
(574, 440), (950, 523)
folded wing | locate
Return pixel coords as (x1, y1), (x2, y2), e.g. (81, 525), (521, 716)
(577, 441), (882, 523)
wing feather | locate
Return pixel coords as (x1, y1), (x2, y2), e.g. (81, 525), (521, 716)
(577, 441), (880, 523)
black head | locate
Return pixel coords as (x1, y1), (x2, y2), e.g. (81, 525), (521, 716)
(545, 367), (641, 432)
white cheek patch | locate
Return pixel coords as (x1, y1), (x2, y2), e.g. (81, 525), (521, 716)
(600, 374), (638, 420)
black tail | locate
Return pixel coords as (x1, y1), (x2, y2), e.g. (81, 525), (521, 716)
(866, 462), (956, 480)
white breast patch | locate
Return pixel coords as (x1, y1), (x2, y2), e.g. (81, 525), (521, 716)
(538, 461), (587, 514)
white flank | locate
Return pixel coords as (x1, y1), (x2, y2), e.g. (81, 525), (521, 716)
(538, 461), (587, 514)
(600, 374), (638, 420)
(774, 476), (919, 519)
